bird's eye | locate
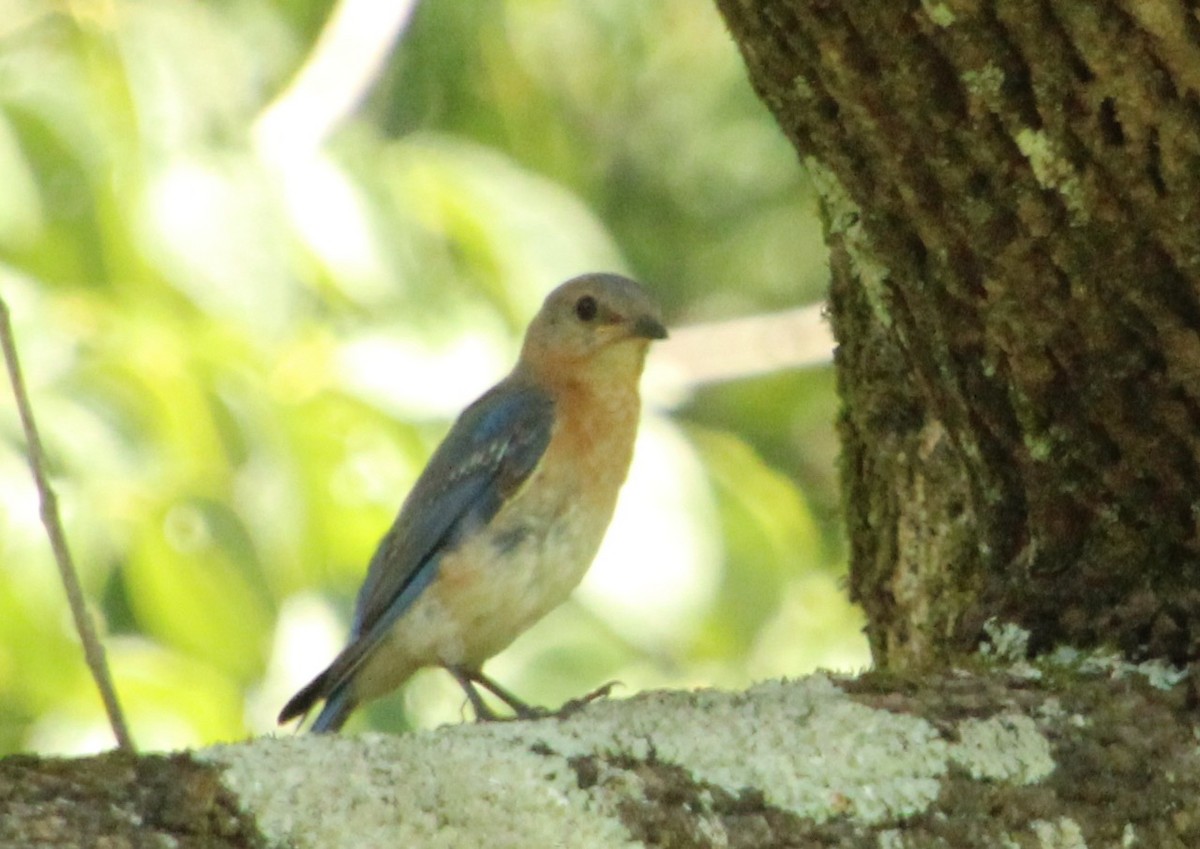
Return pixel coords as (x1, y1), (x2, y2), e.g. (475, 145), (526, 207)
(574, 295), (598, 322)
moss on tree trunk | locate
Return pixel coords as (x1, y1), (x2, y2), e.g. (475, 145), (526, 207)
(716, 0), (1200, 669)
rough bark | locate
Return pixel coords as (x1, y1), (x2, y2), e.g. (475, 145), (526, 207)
(716, 0), (1200, 670)
(4, 666), (1199, 848)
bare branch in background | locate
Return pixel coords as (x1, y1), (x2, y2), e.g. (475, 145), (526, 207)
(650, 303), (833, 405)
(253, 0), (421, 157)
(0, 295), (135, 753)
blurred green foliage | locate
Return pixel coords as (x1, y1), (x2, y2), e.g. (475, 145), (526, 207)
(0, 0), (865, 754)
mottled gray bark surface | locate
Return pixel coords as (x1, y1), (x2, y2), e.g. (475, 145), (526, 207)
(4, 669), (1200, 848)
(716, 0), (1200, 670)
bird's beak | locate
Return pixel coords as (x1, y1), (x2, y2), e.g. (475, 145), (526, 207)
(632, 314), (668, 340)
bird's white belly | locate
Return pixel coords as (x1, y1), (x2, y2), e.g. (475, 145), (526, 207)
(380, 499), (609, 670)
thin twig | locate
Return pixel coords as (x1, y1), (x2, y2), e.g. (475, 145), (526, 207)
(0, 294), (135, 753)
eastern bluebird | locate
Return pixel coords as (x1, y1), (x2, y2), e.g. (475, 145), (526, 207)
(279, 273), (667, 732)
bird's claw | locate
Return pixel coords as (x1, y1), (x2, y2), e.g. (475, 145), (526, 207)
(550, 680), (621, 719)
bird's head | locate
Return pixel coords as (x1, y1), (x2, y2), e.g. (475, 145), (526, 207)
(518, 273), (667, 385)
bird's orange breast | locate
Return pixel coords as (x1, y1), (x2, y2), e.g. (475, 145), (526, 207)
(378, 377), (644, 670)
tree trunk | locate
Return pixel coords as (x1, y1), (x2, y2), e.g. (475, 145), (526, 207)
(716, 0), (1200, 670)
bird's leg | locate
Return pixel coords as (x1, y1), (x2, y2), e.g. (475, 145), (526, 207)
(466, 668), (549, 719)
(446, 666), (548, 720)
(445, 666), (618, 721)
(444, 665), (501, 721)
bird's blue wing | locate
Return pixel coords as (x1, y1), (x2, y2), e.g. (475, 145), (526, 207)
(350, 379), (554, 643)
(277, 379), (555, 728)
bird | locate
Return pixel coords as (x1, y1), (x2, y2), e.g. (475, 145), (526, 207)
(278, 272), (668, 732)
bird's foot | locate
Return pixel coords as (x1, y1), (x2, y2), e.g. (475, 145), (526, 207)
(445, 666), (620, 722)
(446, 665), (548, 721)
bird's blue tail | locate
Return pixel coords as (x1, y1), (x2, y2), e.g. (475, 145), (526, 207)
(307, 685), (352, 733)
(310, 685), (356, 733)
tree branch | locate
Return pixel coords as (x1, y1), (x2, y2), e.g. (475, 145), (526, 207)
(650, 303), (833, 405)
(4, 667), (1198, 845)
(252, 0), (421, 157)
